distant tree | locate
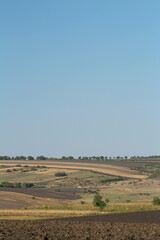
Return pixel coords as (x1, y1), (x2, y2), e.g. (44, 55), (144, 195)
(68, 156), (74, 160)
(3, 156), (10, 160)
(82, 156), (88, 160)
(27, 156), (34, 160)
(93, 194), (106, 209)
(36, 156), (47, 160)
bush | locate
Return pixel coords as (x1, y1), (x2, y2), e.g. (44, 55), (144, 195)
(55, 172), (67, 177)
(0, 182), (13, 187)
(13, 168), (18, 171)
(153, 197), (160, 205)
(31, 166), (37, 171)
(0, 182), (34, 188)
(100, 177), (125, 183)
(93, 194), (106, 209)
(14, 182), (22, 188)
(22, 183), (34, 188)
(105, 198), (110, 203)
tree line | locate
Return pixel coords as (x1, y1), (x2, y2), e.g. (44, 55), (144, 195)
(0, 155), (160, 161)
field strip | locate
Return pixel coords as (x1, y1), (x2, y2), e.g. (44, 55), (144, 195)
(0, 160), (146, 179)
(47, 166), (145, 178)
(0, 209), (101, 219)
(0, 160), (134, 170)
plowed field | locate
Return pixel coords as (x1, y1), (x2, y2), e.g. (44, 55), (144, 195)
(1, 211), (160, 240)
(0, 187), (79, 200)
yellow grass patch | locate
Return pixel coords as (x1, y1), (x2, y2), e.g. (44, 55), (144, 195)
(0, 209), (100, 220)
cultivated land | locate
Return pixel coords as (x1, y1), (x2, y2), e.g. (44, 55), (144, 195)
(0, 159), (147, 178)
(0, 160), (159, 209)
(1, 211), (160, 239)
(0, 159), (160, 239)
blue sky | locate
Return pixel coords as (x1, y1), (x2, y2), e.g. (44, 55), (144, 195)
(0, 1), (160, 157)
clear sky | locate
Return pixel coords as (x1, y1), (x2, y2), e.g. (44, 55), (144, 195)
(0, 0), (160, 158)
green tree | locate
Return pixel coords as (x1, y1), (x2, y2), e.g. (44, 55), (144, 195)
(93, 194), (106, 209)
(36, 155), (47, 160)
(27, 156), (34, 160)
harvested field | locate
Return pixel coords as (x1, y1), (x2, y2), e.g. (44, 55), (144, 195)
(0, 160), (147, 178)
(0, 191), (74, 210)
(0, 187), (79, 200)
(0, 188), (80, 209)
(1, 211), (160, 239)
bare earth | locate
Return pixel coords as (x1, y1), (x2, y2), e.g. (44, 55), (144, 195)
(0, 187), (79, 200)
(1, 211), (160, 240)
(0, 187), (80, 209)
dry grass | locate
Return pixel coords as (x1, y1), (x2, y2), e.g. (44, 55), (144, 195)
(0, 201), (159, 220)
(0, 209), (100, 220)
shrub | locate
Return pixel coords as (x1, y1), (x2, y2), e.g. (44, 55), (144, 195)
(100, 177), (125, 183)
(105, 198), (110, 203)
(30, 167), (38, 171)
(55, 172), (67, 177)
(13, 182), (22, 188)
(22, 183), (34, 188)
(0, 182), (34, 188)
(0, 182), (13, 187)
(153, 197), (160, 205)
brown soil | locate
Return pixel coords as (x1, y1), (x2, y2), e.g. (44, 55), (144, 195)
(57, 210), (160, 224)
(0, 187), (80, 200)
(1, 211), (160, 239)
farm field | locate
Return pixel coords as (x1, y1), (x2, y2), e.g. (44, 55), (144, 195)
(0, 160), (147, 178)
(1, 210), (160, 240)
(0, 159), (160, 221)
